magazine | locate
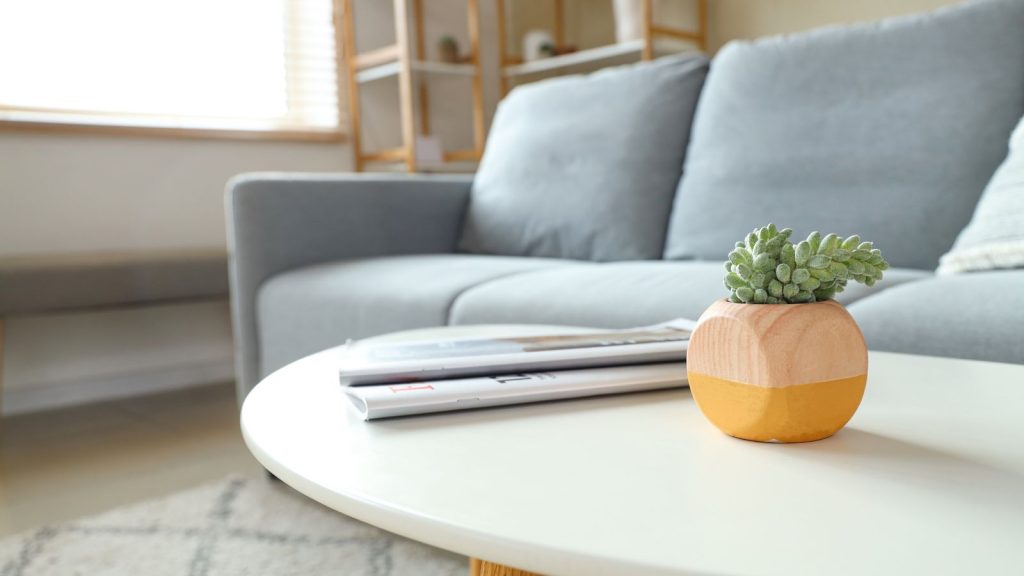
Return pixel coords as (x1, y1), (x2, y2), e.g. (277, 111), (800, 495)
(338, 318), (694, 386)
(345, 362), (687, 420)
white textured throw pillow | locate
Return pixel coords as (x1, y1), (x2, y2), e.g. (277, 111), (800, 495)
(938, 116), (1024, 274)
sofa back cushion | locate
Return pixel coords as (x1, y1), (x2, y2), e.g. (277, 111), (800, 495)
(459, 53), (709, 262)
(938, 114), (1024, 274)
(663, 0), (1024, 270)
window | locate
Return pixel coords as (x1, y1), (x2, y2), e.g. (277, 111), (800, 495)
(0, 0), (343, 139)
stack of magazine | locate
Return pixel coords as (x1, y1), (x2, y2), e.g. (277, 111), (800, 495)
(340, 319), (695, 420)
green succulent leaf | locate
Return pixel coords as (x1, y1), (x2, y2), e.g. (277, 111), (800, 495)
(795, 241), (811, 266)
(753, 253), (775, 272)
(818, 233), (840, 256)
(722, 224), (888, 304)
(807, 254), (831, 269)
(830, 261), (848, 280)
(776, 263), (792, 283)
(765, 236), (785, 254)
(736, 263), (752, 281)
(814, 287), (837, 301)
(728, 249), (751, 267)
(793, 290), (814, 303)
(750, 271), (768, 289)
(754, 288), (768, 304)
(800, 277), (821, 291)
(735, 286), (754, 302)
(725, 273), (746, 289)
(780, 243), (796, 265)
(807, 231), (822, 253)
(810, 268), (834, 283)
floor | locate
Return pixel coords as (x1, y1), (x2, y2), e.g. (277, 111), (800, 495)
(0, 383), (263, 539)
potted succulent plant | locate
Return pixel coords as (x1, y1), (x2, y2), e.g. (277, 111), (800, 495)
(686, 224), (888, 443)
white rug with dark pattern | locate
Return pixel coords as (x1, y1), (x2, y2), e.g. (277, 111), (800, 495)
(0, 475), (467, 576)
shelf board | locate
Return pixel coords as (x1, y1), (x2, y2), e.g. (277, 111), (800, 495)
(356, 60), (478, 84)
(353, 44), (401, 70)
(365, 160), (478, 174)
(416, 161), (478, 173)
(360, 147), (478, 174)
(502, 40), (645, 77)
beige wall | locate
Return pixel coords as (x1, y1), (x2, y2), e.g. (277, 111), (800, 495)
(509, 0), (962, 54)
(0, 134), (351, 257)
(708, 0), (960, 51)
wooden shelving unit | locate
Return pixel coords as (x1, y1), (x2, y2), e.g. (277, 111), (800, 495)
(338, 0), (707, 172)
(339, 0), (485, 172)
(496, 0), (708, 95)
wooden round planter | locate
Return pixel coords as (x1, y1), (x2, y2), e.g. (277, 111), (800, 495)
(687, 299), (868, 443)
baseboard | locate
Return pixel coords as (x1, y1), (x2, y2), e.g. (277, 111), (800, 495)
(1, 358), (234, 416)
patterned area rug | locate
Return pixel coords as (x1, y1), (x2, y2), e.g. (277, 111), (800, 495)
(0, 475), (467, 576)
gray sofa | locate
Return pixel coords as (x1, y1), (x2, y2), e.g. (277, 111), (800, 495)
(227, 0), (1024, 403)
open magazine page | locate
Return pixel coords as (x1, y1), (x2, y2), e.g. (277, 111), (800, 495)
(345, 363), (688, 420)
(339, 318), (695, 386)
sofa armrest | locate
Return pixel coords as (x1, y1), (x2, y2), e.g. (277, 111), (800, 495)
(226, 172), (473, 403)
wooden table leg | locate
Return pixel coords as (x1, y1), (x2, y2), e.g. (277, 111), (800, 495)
(0, 318), (5, 418)
(470, 557), (542, 576)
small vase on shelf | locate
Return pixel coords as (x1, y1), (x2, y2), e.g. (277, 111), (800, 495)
(612, 0), (643, 43)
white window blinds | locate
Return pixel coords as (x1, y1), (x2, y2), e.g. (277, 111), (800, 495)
(0, 0), (342, 137)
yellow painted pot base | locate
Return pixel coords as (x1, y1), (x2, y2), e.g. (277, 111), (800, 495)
(688, 373), (867, 443)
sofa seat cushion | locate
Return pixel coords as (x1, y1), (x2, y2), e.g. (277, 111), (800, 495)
(664, 0), (1024, 270)
(848, 271), (1024, 364)
(256, 254), (575, 376)
(450, 261), (929, 328)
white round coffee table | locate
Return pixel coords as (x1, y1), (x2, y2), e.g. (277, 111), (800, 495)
(241, 325), (1024, 575)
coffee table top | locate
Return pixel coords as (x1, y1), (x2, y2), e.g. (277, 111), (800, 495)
(241, 325), (1024, 576)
